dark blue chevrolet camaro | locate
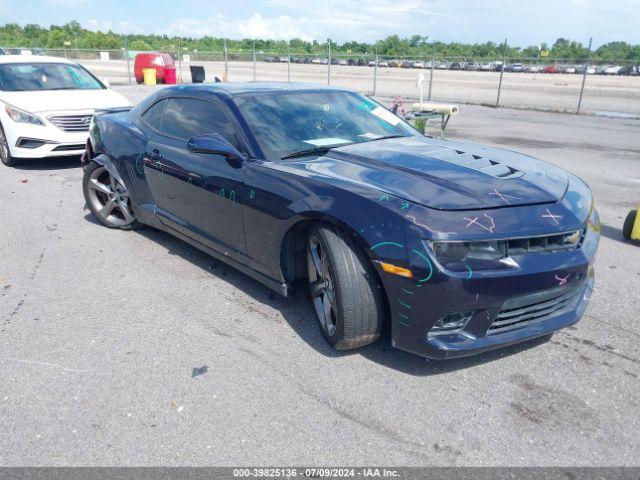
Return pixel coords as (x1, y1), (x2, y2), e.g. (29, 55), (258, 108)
(81, 83), (600, 359)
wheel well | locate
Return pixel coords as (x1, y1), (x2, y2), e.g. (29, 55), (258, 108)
(280, 216), (391, 329)
(280, 216), (380, 281)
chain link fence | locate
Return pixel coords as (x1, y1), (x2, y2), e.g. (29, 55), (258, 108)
(3, 46), (639, 116)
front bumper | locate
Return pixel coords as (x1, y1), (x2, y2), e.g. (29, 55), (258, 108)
(382, 219), (600, 360)
(4, 114), (90, 159)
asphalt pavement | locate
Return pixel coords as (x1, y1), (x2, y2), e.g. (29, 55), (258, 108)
(0, 85), (639, 466)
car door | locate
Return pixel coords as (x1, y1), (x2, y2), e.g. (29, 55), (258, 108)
(142, 96), (247, 256)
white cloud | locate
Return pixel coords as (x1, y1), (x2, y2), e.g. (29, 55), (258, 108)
(45, 0), (89, 6)
(164, 1), (444, 43)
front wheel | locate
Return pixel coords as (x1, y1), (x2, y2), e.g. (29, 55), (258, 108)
(307, 225), (385, 350)
(83, 161), (141, 230)
(0, 123), (19, 167)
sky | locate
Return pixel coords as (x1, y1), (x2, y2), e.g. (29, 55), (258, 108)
(0, 0), (638, 47)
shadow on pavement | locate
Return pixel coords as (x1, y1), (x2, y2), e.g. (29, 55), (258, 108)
(83, 213), (555, 376)
(11, 155), (81, 171)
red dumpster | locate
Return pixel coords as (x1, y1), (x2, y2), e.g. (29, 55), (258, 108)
(164, 67), (177, 84)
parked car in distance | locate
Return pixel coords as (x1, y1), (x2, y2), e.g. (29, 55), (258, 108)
(511, 63), (524, 72)
(411, 61), (425, 69)
(81, 83), (600, 360)
(368, 60), (376, 67)
(563, 66), (576, 74)
(0, 55), (130, 167)
(134, 52), (175, 84)
(480, 63), (492, 71)
(449, 62), (463, 70)
(603, 65), (621, 75)
(524, 65), (543, 73)
(543, 65), (557, 74)
(378, 60), (389, 67)
(388, 60), (401, 68)
(311, 58), (321, 64)
(337, 59), (347, 66)
(618, 64), (640, 76)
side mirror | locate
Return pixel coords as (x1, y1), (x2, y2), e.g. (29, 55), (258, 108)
(187, 133), (244, 160)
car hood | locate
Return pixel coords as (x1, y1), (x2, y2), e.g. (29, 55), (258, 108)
(0, 89), (131, 114)
(287, 136), (569, 211)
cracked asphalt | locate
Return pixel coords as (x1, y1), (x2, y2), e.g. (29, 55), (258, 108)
(0, 85), (639, 466)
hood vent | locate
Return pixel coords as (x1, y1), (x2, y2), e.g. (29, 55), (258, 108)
(422, 148), (523, 179)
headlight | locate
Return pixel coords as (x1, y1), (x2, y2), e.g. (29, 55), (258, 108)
(428, 240), (506, 269)
(4, 104), (45, 126)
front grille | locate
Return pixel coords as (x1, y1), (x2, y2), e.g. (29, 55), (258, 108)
(48, 114), (93, 132)
(488, 282), (584, 334)
(52, 143), (85, 152)
(506, 229), (584, 256)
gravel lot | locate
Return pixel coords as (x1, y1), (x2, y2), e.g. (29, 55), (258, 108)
(79, 59), (640, 116)
(0, 84), (639, 466)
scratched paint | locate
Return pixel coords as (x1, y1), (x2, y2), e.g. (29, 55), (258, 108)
(463, 213), (496, 233)
(488, 189), (522, 205)
(411, 248), (433, 284)
(542, 208), (562, 225)
(555, 273), (570, 286)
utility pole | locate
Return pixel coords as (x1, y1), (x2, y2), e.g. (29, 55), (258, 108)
(373, 53), (378, 95)
(576, 37), (593, 114)
(287, 39), (291, 82)
(496, 38), (507, 107)
(252, 40), (256, 81)
(223, 38), (229, 82)
(428, 56), (435, 100)
(327, 38), (331, 85)
(124, 36), (132, 85)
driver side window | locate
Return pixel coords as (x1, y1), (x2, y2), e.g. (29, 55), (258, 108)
(159, 97), (242, 150)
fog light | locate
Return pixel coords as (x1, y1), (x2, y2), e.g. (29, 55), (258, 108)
(429, 311), (474, 336)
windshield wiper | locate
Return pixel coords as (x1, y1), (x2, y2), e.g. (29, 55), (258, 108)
(281, 144), (345, 160)
(362, 134), (407, 142)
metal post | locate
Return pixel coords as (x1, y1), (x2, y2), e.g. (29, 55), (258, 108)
(533, 47), (540, 81)
(124, 36), (132, 85)
(496, 38), (507, 108)
(287, 40), (291, 82)
(177, 43), (182, 84)
(252, 40), (256, 82)
(577, 37), (593, 115)
(327, 38), (331, 85)
(373, 54), (378, 95)
(428, 56), (434, 100)
(224, 38), (228, 82)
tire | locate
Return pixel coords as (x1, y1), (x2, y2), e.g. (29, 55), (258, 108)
(307, 224), (385, 350)
(0, 122), (19, 167)
(82, 161), (142, 230)
(623, 210), (637, 240)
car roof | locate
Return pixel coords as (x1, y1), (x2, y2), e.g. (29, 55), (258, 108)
(159, 82), (353, 98)
(0, 55), (77, 65)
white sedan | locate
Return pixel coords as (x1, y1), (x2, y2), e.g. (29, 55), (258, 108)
(0, 55), (130, 167)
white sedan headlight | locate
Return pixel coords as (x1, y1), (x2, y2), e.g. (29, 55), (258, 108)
(4, 103), (45, 126)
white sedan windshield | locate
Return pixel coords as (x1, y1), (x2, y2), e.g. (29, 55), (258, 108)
(0, 63), (104, 92)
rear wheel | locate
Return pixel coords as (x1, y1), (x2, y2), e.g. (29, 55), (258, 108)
(623, 210), (637, 240)
(306, 224), (384, 350)
(0, 123), (19, 167)
(83, 161), (141, 230)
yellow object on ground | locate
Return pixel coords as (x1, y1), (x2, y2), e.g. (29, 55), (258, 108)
(632, 207), (640, 240)
(142, 68), (157, 86)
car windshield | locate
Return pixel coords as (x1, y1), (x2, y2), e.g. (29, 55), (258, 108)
(234, 91), (419, 160)
(0, 62), (104, 92)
